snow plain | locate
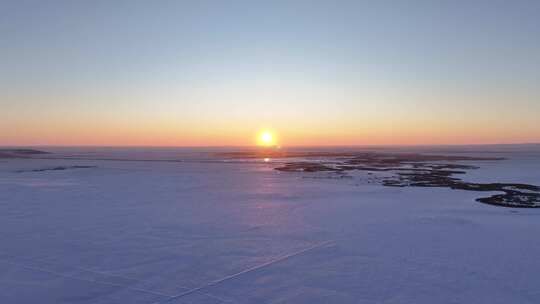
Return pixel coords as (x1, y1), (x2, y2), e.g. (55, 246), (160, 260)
(1, 147), (540, 303)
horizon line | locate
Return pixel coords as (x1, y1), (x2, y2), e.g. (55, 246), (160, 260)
(1, 142), (539, 149)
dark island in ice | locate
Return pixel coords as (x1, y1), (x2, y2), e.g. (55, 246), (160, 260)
(223, 150), (540, 208)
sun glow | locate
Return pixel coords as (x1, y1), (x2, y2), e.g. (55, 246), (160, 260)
(257, 131), (276, 146)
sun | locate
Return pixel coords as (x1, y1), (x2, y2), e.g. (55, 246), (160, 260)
(257, 131), (276, 146)
(261, 132), (272, 143)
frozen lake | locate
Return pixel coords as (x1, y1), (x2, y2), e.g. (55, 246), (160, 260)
(1, 146), (540, 303)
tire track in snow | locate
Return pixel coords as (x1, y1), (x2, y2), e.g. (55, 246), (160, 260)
(0, 259), (172, 298)
(0, 254), (234, 304)
(155, 240), (336, 304)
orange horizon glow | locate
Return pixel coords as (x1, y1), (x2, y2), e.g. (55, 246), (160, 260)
(2, 106), (540, 147)
(2, 119), (540, 147)
(3, 93), (539, 147)
(2, 126), (539, 147)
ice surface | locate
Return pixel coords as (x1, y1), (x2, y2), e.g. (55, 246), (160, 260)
(1, 147), (540, 303)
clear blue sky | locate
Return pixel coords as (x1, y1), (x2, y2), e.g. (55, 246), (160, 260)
(2, 0), (539, 145)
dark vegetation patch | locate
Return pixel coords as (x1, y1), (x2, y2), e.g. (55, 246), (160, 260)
(0, 149), (51, 158)
(16, 166), (96, 173)
(271, 152), (540, 208)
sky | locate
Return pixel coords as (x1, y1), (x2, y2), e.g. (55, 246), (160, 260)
(1, 0), (539, 146)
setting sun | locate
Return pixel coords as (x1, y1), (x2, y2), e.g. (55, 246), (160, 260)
(257, 131), (276, 146)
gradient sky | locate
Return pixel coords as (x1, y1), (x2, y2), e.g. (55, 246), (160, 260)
(2, 0), (539, 146)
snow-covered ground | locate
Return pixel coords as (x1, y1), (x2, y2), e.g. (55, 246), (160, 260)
(1, 147), (540, 303)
